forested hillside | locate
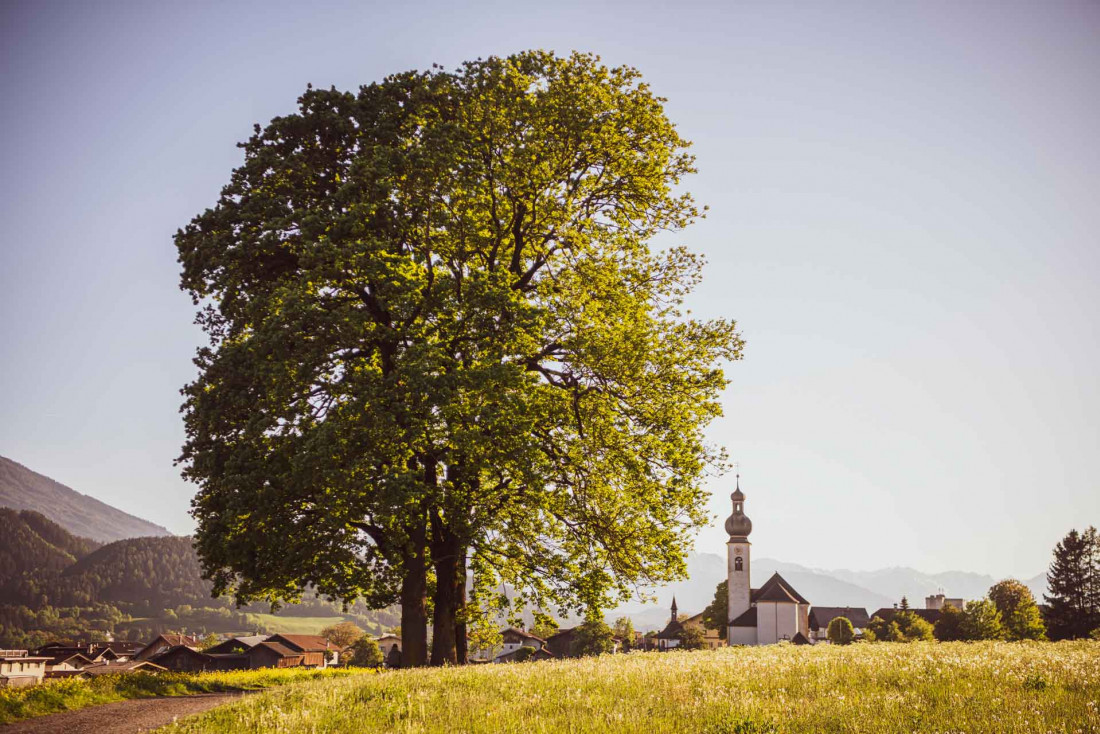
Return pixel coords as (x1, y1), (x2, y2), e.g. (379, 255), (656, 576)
(0, 456), (172, 542)
(0, 510), (397, 648)
(0, 509), (100, 577)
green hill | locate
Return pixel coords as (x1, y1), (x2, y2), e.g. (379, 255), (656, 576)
(0, 512), (398, 647)
(0, 508), (100, 578)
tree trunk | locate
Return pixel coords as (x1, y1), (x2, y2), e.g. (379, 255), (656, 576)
(430, 530), (462, 666)
(400, 526), (429, 668)
(455, 547), (468, 665)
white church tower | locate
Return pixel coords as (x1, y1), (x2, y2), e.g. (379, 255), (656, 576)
(725, 474), (753, 644)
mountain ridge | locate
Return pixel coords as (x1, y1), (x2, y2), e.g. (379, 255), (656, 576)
(0, 455), (172, 543)
(611, 551), (1049, 631)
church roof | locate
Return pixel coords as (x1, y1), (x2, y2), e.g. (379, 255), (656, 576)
(729, 607), (757, 627)
(751, 573), (810, 604)
(655, 619), (684, 639)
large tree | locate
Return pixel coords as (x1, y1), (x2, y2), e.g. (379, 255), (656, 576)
(1044, 527), (1099, 640)
(177, 51), (741, 667)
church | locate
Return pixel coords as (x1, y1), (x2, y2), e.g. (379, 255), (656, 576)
(724, 477), (813, 645)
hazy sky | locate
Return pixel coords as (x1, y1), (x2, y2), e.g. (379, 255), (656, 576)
(2, 0), (1097, 582)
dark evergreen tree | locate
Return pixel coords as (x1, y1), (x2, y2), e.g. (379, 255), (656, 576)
(1044, 527), (1099, 640)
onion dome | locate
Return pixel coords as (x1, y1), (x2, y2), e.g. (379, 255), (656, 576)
(724, 474), (752, 538)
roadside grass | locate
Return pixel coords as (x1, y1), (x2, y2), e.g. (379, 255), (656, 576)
(163, 641), (1099, 733)
(0, 667), (369, 725)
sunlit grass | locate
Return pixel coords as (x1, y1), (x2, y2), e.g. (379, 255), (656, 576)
(0, 667), (368, 725)
(162, 641), (1099, 733)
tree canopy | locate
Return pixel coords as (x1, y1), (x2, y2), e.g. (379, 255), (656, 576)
(1045, 527), (1099, 640)
(826, 616), (854, 645)
(176, 50), (742, 666)
(988, 579), (1046, 641)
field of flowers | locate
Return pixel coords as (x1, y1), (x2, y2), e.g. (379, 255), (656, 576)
(0, 666), (367, 724)
(163, 641), (1099, 733)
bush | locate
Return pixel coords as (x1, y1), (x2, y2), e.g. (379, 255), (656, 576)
(934, 603), (965, 641)
(571, 619), (615, 657)
(349, 636), (384, 668)
(866, 612), (932, 643)
(678, 626), (707, 650)
(827, 616), (854, 645)
(961, 600), (1004, 641)
(512, 645), (536, 662)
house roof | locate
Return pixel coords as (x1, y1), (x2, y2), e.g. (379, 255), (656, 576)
(45, 652), (96, 667)
(808, 607), (871, 630)
(751, 573), (810, 604)
(729, 607), (758, 627)
(205, 636), (269, 655)
(266, 634), (336, 653)
(80, 660), (167, 676)
(791, 632), (812, 645)
(655, 619), (684, 639)
(250, 641), (302, 658)
(137, 634), (200, 659)
(501, 627), (546, 644)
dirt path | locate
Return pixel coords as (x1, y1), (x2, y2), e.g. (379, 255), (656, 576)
(1, 692), (251, 733)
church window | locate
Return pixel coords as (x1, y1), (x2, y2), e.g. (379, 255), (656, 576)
(735, 556), (743, 571)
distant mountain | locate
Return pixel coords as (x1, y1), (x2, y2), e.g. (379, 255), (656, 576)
(0, 456), (172, 542)
(610, 552), (1048, 631)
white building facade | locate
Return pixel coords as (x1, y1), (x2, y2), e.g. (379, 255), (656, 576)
(725, 479), (812, 646)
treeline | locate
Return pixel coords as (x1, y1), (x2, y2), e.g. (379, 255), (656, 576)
(0, 509), (397, 648)
(841, 526), (1100, 644)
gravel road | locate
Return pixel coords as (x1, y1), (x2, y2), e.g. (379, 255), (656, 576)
(1, 692), (250, 733)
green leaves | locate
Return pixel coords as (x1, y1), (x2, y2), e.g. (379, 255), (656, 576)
(177, 51), (743, 621)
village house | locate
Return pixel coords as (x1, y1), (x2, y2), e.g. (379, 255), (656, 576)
(265, 634), (340, 667)
(0, 650), (50, 688)
(135, 633), (201, 661)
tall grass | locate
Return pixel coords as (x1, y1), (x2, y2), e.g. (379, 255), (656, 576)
(0, 667), (367, 724)
(164, 641), (1099, 733)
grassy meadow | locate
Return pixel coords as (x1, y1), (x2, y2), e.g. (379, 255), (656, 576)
(0, 667), (368, 725)
(240, 613), (352, 634)
(163, 641), (1099, 733)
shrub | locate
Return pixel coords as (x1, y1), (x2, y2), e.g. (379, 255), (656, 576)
(961, 600), (1005, 641)
(571, 619), (615, 657)
(678, 627), (707, 650)
(826, 616), (854, 645)
(350, 636), (384, 668)
(934, 603), (965, 641)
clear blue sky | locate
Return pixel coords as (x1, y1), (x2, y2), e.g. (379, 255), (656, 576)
(2, 0), (1097, 580)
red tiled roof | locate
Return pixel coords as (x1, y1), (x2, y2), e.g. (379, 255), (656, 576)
(267, 634), (335, 652)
